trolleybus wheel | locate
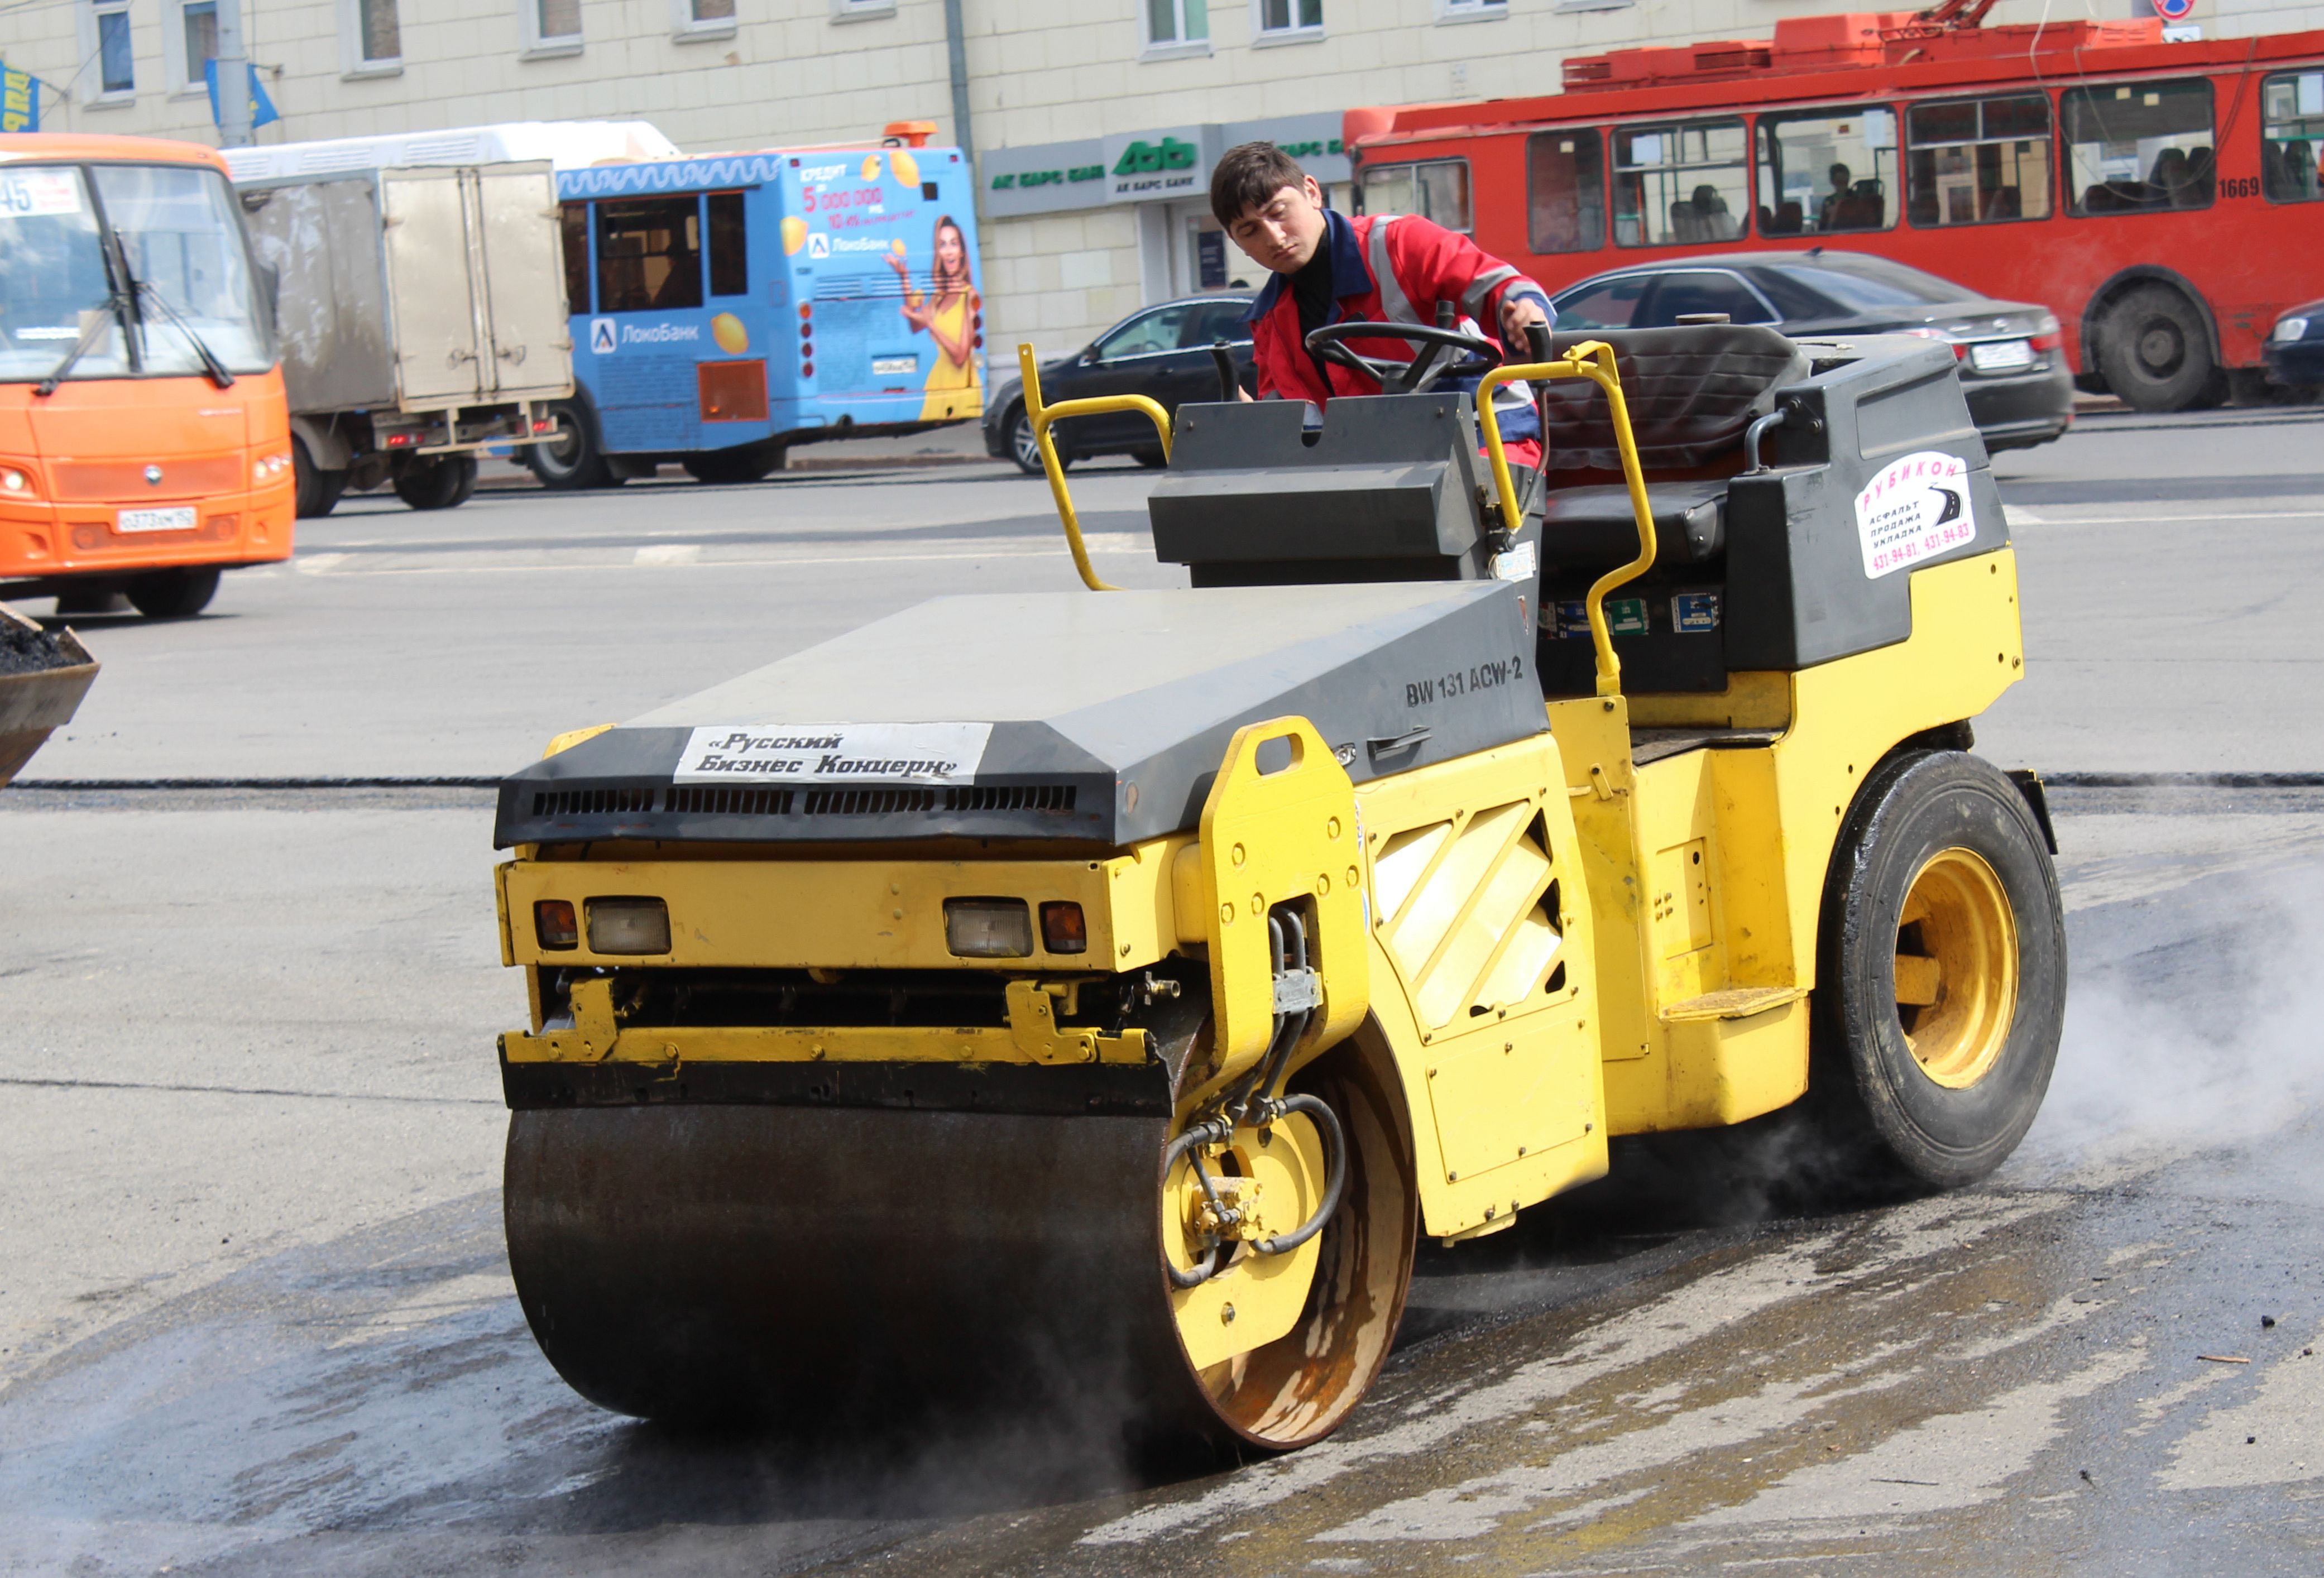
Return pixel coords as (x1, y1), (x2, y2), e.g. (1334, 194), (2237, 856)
(681, 444), (784, 484)
(527, 401), (619, 491)
(124, 567), (221, 620)
(393, 454), (478, 511)
(1813, 750), (2065, 1188)
(2097, 284), (2221, 414)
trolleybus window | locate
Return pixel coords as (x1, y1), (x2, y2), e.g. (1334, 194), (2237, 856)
(1756, 107), (1897, 235)
(1905, 94), (2052, 226)
(2063, 79), (2215, 214)
(559, 201), (590, 313)
(1612, 119), (1747, 246)
(597, 196), (702, 313)
(2261, 70), (2324, 202)
(707, 192), (747, 296)
(1526, 130), (1606, 254)
(1358, 159), (1472, 231)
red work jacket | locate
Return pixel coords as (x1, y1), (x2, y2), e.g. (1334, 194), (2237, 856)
(1245, 210), (1551, 422)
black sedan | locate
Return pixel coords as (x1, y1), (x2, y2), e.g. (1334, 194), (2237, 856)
(1549, 252), (2074, 451)
(984, 294), (1254, 474)
(2264, 299), (2324, 392)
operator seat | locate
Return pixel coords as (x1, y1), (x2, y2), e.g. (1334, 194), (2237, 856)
(1535, 325), (1808, 571)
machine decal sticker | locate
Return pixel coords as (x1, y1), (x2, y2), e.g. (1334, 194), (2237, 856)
(1855, 450), (1975, 578)
(1403, 653), (1525, 708)
(1491, 540), (1537, 583)
(1607, 598), (1649, 636)
(673, 723), (992, 785)
(1672, 592), (1721, 633)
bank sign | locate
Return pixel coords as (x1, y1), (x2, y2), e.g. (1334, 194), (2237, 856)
(1101, 126), (1221, 204)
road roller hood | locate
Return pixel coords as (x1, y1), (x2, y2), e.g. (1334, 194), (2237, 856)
(495, 579), (1541, 848)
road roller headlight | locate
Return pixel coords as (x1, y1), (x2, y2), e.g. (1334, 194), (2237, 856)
(534, 899), (579, 951)
(944, 898), (1032, 958)
(1040, 901), (1087, 955)
(586, 896), (670, 955)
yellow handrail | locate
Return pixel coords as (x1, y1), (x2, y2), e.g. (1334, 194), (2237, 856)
(1019, 344), (1174, 593)
(1475, 340), (1656, 698)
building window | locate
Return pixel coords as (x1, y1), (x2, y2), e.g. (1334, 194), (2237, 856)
(1253, 0), (1320, 42)
(523, 0), (584, 56)
(1436, 0), (1506, 22)
(1757, 108), (1898, 235)
(1905, 95), (2050, 226)
(180, 0), (217, 93)
(1612, 118), (1748, 246)
(1526, 129), (1606, 253)
(342, 0), (401, 73)
(2062, 79), (2214, 214)
(88, 0), (136, 98)
(596, 197), (701, 313)
(2262, 70), (2324, 203)
(1144, 0), (1209, 55)
(673, 0), (736, 38)
(1360, 158), (1472, 231)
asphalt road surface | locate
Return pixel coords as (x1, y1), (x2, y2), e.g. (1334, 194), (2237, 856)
(3, 407), (2321, 1575)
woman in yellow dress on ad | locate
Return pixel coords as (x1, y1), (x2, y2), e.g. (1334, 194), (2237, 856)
(885, 215), (981, 421)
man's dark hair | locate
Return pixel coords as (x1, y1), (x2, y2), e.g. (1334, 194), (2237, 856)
(1210, 142), (1309, 228)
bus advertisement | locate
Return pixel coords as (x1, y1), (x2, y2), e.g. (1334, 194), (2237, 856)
(539, 123), (984, 487)
(1, 134), (293, 618)
(1344, 8), (2324, 411)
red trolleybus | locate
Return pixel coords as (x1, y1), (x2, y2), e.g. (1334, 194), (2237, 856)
(1344, 5), (2324, 411)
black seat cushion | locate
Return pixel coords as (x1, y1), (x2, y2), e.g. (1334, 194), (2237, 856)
(1541, 478), (1728, 569)
(1540, 326), (1808, 472)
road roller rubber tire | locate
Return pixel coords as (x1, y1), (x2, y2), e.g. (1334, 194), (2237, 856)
(502, 1030), (1417, 1464)
(1811, 749), (2066, 1188)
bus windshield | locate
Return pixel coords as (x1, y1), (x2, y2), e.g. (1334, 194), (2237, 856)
(0, 161), (272, 383)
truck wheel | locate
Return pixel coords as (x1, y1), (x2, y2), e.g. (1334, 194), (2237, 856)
(292, 437), (347, 520)
(124, 567), (221, 620)
(528, 401), (617, 490)
(393, 455), (478, 511)
(1813, 750), (2066, 1189)
(2096, 284), (2222, 413)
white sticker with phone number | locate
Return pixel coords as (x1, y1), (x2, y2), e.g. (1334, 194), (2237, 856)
(1854, 450), (1975, 579)
(0, 170), (84, 219)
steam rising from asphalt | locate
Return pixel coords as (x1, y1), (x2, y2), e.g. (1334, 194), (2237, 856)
(2015, 861), (2324, 1181)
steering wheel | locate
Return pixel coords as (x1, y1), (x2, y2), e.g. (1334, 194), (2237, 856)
(1304, 320), (1502, 395)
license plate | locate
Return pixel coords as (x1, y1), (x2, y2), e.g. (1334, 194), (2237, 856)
(116, 506), (197, 534)
(1970, 339), (2034, 372)
(871, 356), (918, 375)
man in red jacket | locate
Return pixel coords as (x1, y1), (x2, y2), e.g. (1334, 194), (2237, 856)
(1212, 141), (1552, 461)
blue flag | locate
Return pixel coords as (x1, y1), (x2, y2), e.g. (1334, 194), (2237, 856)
(203, 57), (279, 130)
(1, 60), (40, 133)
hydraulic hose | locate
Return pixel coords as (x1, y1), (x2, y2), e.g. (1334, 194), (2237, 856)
(1249, 1093), (1347, 1258)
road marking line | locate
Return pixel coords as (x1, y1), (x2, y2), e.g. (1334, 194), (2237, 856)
(294, 553), (349, 575)
(632, 544), (702, 565)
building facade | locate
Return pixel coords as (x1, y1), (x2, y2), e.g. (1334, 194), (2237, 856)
(4, 0), (2315, 357)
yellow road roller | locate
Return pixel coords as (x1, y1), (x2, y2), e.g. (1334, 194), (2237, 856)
(488, 321), (2063, 1461)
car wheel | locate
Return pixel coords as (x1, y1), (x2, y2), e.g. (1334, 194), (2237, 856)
(393, 454), (478, 511)
(124, 567), (222, 620)
(528, 400), (619, 490)
(2097, 285), (2222, 414)
(1005, 405), (1055, 476)
(1809, 750), (2066, 1189)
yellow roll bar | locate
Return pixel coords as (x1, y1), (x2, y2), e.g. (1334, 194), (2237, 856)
(1475, 340), (1656, 698)
(1019, 344), (1175, 593)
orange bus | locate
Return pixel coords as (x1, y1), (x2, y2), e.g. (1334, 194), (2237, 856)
(1344, 7), (2324, 411)
(1, 134), (293, 618)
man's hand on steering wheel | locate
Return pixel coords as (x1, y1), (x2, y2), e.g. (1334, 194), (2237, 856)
(1303, 320), (1502, 396)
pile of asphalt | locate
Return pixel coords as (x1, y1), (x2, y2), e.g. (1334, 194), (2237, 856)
(0, 618), (73, 677)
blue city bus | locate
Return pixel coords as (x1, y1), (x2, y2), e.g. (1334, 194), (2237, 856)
(534, 124), (985, 488)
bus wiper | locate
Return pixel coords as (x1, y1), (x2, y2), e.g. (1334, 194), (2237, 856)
(133, 279), (236, 388)
(34, 294), (133, 399)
